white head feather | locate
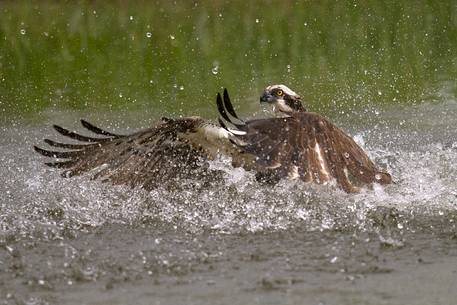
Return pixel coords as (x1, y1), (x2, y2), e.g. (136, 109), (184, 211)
(264, 84), (301, 113)
(265, 84), (300, 99)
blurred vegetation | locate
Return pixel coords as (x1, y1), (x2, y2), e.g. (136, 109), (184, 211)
(0, 0), (456, 117)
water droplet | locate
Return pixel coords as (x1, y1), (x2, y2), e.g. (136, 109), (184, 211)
(255, 18), (260, 23)
(344, 152), (350, 158)
(397, 223), (404, 229)
(330, 256), (338, 263)
(378, 90), (382, 96)
(119, 93), (123, 98)
(286, 64), (291, 72)
(5, 245), (15, 254)
(20, 29), (26, 35)
(146, 32), (152, 38)
(129, 16), (134, 21)
(211, 65), (219, 75)
(179, 85), (184, 91)
(149, 80), (153, 84)
(169, 34), (175, 40)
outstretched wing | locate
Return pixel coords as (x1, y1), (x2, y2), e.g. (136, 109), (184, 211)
(217, 89), (392, 193)
(34, 118), (217, 190)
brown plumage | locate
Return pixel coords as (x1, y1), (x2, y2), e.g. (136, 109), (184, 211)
(34, 118), (227, 190)
(218, 85), (392, 193)
(35, 85), (391, 193)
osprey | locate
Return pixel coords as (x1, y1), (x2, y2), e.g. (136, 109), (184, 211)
(219, 85), (392, 193)
(34, 85), (391, 193)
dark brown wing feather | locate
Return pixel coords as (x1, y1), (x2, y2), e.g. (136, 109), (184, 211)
(217, 90), (391, 193)
(34, 118), (213, 190)
(236, 113), (391, 192)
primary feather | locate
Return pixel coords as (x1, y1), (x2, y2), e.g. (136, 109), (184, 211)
(35, 85), (391, 193)
(219, 85), (392, 193)
(34, 117), (236, 190)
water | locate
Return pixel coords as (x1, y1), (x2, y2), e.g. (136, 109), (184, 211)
(1, 1), (457, 115)
(1, 98), (457, 304)
(1, 1), (457, 304)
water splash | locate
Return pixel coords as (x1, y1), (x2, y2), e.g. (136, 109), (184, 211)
(1, 101), (457, 242)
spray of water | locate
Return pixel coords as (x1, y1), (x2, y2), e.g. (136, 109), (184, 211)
(1, 101), (456, 244)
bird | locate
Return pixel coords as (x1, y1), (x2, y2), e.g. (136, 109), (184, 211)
(34, 85), (391, 193)
(33, 115), (243, 191)
(219, 84), (392, 193)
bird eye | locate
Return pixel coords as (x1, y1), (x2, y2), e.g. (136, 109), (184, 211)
(276, 90), (283, 96)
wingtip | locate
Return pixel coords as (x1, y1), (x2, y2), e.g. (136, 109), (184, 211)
(218, 117), (228, 130)
(52, 124), (66, 133)
(216, 92), (233, 124)
(223, 88), (230, 102)
(222, 88), (242, 121)
(33, 145), (41, 153)
(80, 119), (91, 130)
(34, 145), (52, 157)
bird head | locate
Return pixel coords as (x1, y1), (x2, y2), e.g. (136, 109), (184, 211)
(260, 84), (305, 113)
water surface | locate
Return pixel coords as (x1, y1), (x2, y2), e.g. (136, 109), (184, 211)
(1, 1), (457, 304)
(1, 99), (457, 304)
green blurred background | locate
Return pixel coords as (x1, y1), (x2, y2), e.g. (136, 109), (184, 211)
(1, 0), (456, 117)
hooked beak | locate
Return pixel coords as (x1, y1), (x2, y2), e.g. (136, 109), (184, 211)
(260, 92), (275, 103)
